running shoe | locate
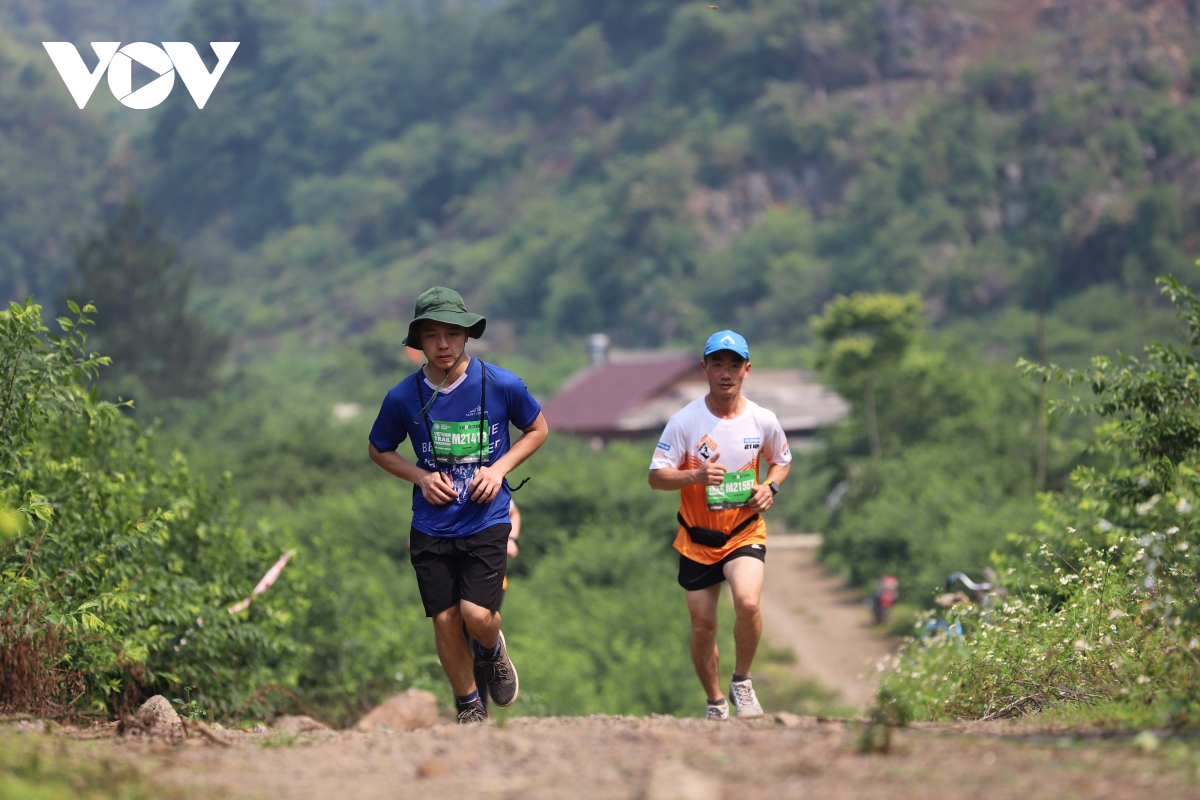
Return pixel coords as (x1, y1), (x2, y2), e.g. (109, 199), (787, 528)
(705, 698), (730, 720)
(476, 630), (519, 707)
(729, 677), (764, 718)
(457, 699), (488, 724)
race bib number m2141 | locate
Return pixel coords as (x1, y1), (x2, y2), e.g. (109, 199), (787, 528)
(430, 419), (490, 465)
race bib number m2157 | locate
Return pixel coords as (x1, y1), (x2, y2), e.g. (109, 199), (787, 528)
(706, 470), (755, 511)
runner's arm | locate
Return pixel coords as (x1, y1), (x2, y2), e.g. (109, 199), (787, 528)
(648, 460), (725, 490)
(747, 462), (791, 512)
(509, 501), (521, 539)
(468, 412), (550, 502)
(368, 442), (457, 504)
(508, 501), (521, 558)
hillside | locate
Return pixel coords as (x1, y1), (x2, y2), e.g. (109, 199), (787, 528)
(118, 0), (1200, 357)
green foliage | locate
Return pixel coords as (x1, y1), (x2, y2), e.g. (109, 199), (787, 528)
(0, 299), (290, 718)
(0, 30), (111, 305)
(881, 276), (1200, 724)
(147, 0), (480, 242)
(0, 732), (171, 800)
(811, 292), (923, 458)
(63, 200), (228, 400)
(811, 341), (1041, 597)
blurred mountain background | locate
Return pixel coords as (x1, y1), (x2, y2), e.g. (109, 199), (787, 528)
(5, 0), (1200, 721)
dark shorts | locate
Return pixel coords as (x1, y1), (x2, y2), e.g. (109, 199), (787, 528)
(409, 523), (510, 617)
(678, 544), (766, 592)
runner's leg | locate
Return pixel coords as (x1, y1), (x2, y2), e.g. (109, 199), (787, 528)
(431, 605), (477, 695)
(461, 600), (501, 649)
(686, 584), (724, 701)
(724, 555), (765, 676)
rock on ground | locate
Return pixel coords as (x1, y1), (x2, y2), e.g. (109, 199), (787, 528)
(276, 715), (331, 733)
(137, 695), (181, 729)
(353, 689), (440, 732)
(644, 762), (722, 800)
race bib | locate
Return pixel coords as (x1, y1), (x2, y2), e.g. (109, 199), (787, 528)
(430, 419), (490, 465)
(706, 470), (755, 511)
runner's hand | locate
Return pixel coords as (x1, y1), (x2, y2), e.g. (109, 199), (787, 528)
(469, 464), (505, 503)
(419, 470), (457, 505)
(694, 455), (726, 486)
(747, 482), (774, 512)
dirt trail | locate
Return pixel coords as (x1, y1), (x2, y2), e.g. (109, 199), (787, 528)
(49, 716), (1196, 799)
(759, 533), (896, 710)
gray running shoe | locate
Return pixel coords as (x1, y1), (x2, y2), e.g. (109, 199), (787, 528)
(477, 631), (519, 707)
(729, 677), (764, 718)
(705, 699), (730, 720)
(457, 699), (487, 724)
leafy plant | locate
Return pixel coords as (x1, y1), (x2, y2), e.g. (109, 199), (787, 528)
(0, 299), (292, 719)
(880, 276), (1200, 725)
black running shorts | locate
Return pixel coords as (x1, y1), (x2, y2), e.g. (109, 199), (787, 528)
(677, 543), (766, 592)
(409, 523), (510, 617)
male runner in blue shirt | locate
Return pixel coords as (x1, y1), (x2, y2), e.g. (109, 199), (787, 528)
(368, 287), (549, 723)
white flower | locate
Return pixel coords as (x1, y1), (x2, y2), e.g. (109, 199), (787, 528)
(1177, 498), (1193, 514)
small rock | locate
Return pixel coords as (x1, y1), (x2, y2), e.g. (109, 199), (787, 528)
(417, 760), (451, 778)
(354, 689), (440, 732)
(12, 719), (46, 734)
(137, 695), (181, 729)
(253, 723), (269, 733)
(775, 711), (804, 728)
(643, 763), (721, 800)
(276, 715), (330, 733)
(1133, 730), (1160, 752)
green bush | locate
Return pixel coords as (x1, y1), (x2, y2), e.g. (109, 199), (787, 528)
(0, 299), (291, 718)
(880, 277), (1200, 724)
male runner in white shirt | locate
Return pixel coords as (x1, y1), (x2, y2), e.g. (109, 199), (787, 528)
(648, 330), (792, 719)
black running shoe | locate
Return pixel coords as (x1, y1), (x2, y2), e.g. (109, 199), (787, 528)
(476, 630), (519, 707)
(457, 699), (488, 724)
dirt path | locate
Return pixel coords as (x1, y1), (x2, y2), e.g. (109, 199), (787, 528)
(759, 533), (895, 710)
(33, 716), (1197, 799)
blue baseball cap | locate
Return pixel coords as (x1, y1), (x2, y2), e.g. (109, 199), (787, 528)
(703, 330), (750, 360)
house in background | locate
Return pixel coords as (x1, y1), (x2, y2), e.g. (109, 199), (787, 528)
(541, 341), (850, 445)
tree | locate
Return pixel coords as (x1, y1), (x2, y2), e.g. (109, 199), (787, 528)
(811, 292), (923, 458)
(63, 200), (227, 399)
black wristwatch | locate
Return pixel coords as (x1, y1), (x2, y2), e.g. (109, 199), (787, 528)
(764, 480), (780, 495)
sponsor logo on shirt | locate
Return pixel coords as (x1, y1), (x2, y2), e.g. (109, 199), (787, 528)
(697, 434), (719, 460)
(744, 437), (761, 450)
(466, 404), (483, 417)
(656, 441), (671, 452)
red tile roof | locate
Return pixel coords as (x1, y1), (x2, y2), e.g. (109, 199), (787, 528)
(541, 351), (701, 435)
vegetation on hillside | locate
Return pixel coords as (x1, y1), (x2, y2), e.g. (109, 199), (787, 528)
(882, 277), (1200, 725)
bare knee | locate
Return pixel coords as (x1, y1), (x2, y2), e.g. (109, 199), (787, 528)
(732, 594), (760, 619)
(461, 604), (497, 629)
(432, 605), (463, 632)
(690, 612), (718, 639)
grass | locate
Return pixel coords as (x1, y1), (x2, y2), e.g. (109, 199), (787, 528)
(0, 733), (175, 800)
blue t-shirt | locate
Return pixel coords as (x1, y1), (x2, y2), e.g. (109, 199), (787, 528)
(369, 357), (541, 538)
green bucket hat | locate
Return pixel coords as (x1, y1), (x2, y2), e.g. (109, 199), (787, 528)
(402, 286), (487, 348)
